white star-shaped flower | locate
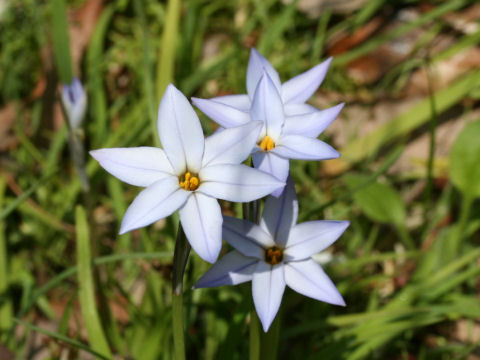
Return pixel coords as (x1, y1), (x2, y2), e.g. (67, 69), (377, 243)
(192, 48), (343, 195)
(194, 177), (348, 331)
(91, 84), (284, 263)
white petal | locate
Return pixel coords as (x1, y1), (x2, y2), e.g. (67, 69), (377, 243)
(158, 84), (204, 174)
(90, 147), (174, 187)
(273, 135), (340, 160)
(284, 221), (349, 261)
(283, 103), (344, 138)
(251, 72), (285, 140)
(179, 192), (223, 263)
(281, 57), (332, 104)
(202, 121), (262, 167)
(194, 251), (258, 288)
(252, 262), (286, 332)
(192, 97), (251, 128)
(246, 48), (282, 98)
(284, 259), (345, 306)
(260, 176), (298, 247)
(205, 94), (251, 112)
(284, 103), (318, 116)
(251, 152), (289, 196)
(120, 176), (189, 234)
(198, 164), (284, 202)
(223, 215), (274, 258)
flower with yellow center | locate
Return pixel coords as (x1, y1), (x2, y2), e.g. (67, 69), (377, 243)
(91, 84), (284, 263)
(192, 48), (344, 196)
(194, 177), (349, 331)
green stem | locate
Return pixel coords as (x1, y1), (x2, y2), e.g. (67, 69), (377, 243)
(424, 55), (437, 217)
(261, 311), (281, 360)
(249, 305), (261, 360)
(172, 224), (190, 360)
(450, 195), (473, 260)
(395, 224), (415, 251)
(0, 178), (13, 337)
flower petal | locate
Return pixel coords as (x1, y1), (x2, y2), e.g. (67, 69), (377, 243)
(202, 94), (251, 112)
(251, 152), (289, 196)
(251, 72), (285, 140)
(284, 259), (345, 306)
(202, 121), (262, 167)
(193, 251), (258, 288)
(120, 176), (189, 234)
(179, 192), (223, 263)
(223, 215), (274, 258)
(284, 221), (349, 261)
(284, 103), (318, 116)
(273, 135), (340, 160)
(90, 147), (174, 187)
(192, 97), (250, 128)
(246, 48), (281, 98)
(281, 57), (332, 104)
(252, 262), (286, 332)
(283, 103), (344, 138)
(260, 176), (298, 247)
(198, 164), (284, 202)
(158, 84), (204, 174)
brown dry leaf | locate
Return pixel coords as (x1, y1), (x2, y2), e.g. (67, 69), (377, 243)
(68, 0), (105, 74)
(0, 103), (17, 152)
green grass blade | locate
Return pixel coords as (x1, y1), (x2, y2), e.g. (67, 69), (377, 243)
(75, 205), (112, 358)
(50, 0), (73, 83)
(0, 178), (12, 333)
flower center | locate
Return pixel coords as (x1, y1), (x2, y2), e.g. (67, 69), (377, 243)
(258, 136), (275, 151)
(179, 172), (199, 191)
(264, 246), (283, 265)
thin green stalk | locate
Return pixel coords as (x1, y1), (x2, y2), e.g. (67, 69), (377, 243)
(261, 311), (281, 360)
(424, 55), (437, 215)
(172, 224), (191, 360)
(68, 130), (90, 192)
(449, 195), (473, 261)
(395, 224), (415, 251)
(133, 0), (160, 146)
(75, 206), (112, 359)
(0, 178), (13, 336)
(249, 305), (261, 360)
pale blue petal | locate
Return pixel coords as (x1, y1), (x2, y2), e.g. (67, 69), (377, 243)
(284, 103), (318, 116)
(247, 48), (281, 98)
(273, 135), (340, 160)
(206, 94), (251, 112)
(251, 72), (284, 140)
(120, 176), (189, 234)
(158, 84), (204, 174)
(223, 215), (274, 258)
(251, 152), (289, 196)
(198, 164), (284, 202)
(193, 251), (258, 288)
(284, 259), (345, 306)
(192, 97), (250, 128)
(202, 121), (262, 167)
(260, 176), (298, 247)
(283, 103), (344, 138)
(90, 147), (174, 187)
(281, 57), (332, 104)
(179, 192), (223, 263)
(284, 221), (349, 261)
(252, 262), (286, 332)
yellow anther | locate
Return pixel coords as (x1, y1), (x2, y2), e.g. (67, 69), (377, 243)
(265, 246), (283, 265)
(179, 172), (200, 191)
(258, 136), (275, 151)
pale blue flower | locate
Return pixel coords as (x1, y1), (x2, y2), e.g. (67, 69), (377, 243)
(61, 78), (87, 130)
(194, 177), (348, 331)
(91, 84), (284, 263)
(192, 49), (342, 195)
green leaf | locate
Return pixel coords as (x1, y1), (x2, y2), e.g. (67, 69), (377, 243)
(50, 0), (73, 84)
(344, 174), (405, 225)
(450, 120), (480, 198)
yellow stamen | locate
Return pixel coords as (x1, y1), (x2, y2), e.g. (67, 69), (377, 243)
(179, 172), (200, 191)
(258, 136), (275, 151)
(265, 246), (283, 265)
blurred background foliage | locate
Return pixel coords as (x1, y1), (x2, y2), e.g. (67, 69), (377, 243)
(0, 0), (479, 359)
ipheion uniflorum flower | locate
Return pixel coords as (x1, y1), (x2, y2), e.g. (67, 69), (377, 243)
(90, 84), (284, 263)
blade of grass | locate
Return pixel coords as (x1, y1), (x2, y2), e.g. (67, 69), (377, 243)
(75, 205), (112, 358)
(0, 178), (12, 334)
(50, 0), (73, 84)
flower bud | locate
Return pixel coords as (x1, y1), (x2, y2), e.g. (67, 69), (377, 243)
(61, 78), (87, 130)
